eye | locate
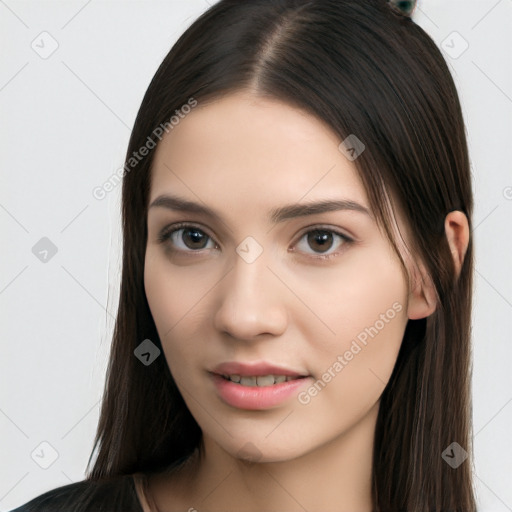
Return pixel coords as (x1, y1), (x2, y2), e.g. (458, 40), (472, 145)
(158, 222), (353, 260)
(158, 223), (217, 252)
(293, 227), (352, 260)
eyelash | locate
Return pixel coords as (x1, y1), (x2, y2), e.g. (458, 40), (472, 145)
(157, 222), (354, 261)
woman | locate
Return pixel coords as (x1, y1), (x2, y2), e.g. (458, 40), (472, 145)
(11, 0), (477, 510)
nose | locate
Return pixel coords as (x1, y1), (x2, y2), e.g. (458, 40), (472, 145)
(213, 247), (288, 341)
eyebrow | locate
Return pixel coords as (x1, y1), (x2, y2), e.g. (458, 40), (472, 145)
(148, 194), (371, 224)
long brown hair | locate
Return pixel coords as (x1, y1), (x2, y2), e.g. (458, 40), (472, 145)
(86, 1), (476, 510)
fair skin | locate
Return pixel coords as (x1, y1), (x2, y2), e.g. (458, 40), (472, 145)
(143, 91), (469, 512)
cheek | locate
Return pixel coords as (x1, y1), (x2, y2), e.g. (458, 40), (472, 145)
(143, 249), (216, 373)
(296, 251), (408, 411)
(292, 246), (408, 343)
(144, 252), (178, 336)
(144, 249), (204, 332)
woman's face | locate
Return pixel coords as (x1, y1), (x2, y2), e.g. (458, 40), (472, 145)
(144, 91), (411, 462)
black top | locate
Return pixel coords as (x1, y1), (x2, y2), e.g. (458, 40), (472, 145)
(8, 474), (144, 512)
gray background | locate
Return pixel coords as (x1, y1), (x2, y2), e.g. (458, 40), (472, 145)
(1, 0), (511, 510)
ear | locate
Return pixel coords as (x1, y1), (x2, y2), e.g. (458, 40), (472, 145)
(444, 210), (470, 279)
(406, 210), (470, 320)
(407, 261), (437, 320)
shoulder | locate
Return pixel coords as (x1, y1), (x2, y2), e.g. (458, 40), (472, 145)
(9, 474), (143, 512)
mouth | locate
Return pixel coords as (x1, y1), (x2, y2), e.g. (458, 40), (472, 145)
(212, 360), (309, 380)
(218, 374), (306, 386)
(209, 361), (312, 410)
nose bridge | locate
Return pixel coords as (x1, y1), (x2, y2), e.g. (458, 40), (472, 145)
(229, 235), (274, 307)
(213, 235), (287, 338)
(232, 238), (269, 297)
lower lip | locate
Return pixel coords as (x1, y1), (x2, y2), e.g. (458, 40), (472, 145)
(210, 373), (311, 410)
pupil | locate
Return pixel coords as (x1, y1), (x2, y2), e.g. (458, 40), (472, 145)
(308, 230), (333, 253)
(184, 228), (207, 249)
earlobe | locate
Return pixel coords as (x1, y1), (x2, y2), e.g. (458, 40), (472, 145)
(444, 210), (470, 279)
(407, 262), (437, 320)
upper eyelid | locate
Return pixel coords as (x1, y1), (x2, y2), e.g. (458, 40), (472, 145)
(160, 222), (218, 245)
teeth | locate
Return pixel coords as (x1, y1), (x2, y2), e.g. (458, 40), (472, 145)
(240, 376), (257, 386)
(225, 374), (301, 386)
(256, 375), (275, 386)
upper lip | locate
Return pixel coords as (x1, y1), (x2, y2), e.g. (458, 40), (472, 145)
(211, 361), (309, 377)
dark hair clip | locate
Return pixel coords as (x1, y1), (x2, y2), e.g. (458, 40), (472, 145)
(388, 0), (417, 17)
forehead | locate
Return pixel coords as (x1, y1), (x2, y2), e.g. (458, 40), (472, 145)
(149, 91), (369, 210)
